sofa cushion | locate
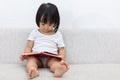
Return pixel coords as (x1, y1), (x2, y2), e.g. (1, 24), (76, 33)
(0, 63), (120, 80)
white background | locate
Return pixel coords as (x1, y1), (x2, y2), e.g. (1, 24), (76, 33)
(0, 0), (120, 29)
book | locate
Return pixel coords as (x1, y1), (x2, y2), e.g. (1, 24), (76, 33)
(22, 52), (62, 60)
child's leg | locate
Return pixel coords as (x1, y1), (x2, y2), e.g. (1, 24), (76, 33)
(26, 56), (42, 79)
(48, 58), (68, 77)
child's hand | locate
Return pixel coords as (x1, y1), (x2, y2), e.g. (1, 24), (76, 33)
(57, 55), (64, 59)
(19, 54), (25, 61)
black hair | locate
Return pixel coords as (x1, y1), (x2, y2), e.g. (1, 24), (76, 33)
(36, 3), (60, 32)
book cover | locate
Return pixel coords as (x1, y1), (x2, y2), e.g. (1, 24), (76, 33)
(22, 52), (62, 60)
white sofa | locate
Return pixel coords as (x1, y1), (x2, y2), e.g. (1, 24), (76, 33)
(0, 28), (120, 80)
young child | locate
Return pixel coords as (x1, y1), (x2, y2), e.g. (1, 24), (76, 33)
(20, 3), (69, 79)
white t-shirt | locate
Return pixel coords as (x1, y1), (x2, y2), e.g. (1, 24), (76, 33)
(28, 29), (65, 55)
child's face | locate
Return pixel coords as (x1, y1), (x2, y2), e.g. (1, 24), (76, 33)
(39, 22), (55, 33)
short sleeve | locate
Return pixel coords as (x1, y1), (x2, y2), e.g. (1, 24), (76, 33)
(28, 29), (36, 41)
(57, 32), (65, 47)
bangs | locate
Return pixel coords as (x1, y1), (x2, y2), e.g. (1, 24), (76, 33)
(40, 14), (55, 25)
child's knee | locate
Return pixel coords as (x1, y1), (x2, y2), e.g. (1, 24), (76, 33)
(50, 62), (65, 70)
(59, 64), (67, 70)
(26, 57), (39, 68)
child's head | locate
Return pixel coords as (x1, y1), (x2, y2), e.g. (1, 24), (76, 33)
(36, 3), (60, 32)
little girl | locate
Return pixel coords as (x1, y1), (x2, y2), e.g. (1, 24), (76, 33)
(20, 3), (69, 79)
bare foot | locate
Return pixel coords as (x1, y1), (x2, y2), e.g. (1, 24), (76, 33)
(28, 67), (39, 79)
(54, 66), (67, 77)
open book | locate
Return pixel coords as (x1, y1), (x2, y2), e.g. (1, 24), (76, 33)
(22, 52), (62, 60)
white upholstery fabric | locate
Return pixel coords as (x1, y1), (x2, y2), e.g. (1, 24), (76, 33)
(0, 64), (120, 80)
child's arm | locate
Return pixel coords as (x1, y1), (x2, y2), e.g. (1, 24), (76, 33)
(58, 47), (66, 59)
(24, 40), (34, 53)
(20, 40), (34, 61)
(58, 47), (69, 70)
